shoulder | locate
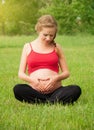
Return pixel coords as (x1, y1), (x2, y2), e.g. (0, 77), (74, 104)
(23, 43), (30, 50)
(22, 43), (31, 56)
(55, 43), (62, 50)
(55, 43), (64, 56)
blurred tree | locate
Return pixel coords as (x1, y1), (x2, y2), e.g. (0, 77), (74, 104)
(0, 0), (94, 35)
(39, 0), (94, 34)
(0, 1), (6, 34)
(0, 0), (46, 35)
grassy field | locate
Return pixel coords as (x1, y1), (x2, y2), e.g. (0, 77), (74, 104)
(0, 34), (94, 130)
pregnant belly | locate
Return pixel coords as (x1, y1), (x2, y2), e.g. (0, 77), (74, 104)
(29, 69), (61, 91)
(30, 69), (58, 78)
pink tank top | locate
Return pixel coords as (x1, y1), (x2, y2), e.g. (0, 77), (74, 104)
(27, 44), (59, 74)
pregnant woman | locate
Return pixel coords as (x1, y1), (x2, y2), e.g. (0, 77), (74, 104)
(13, 15), (81, 105)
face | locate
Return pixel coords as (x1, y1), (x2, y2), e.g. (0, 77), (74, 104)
(38, 27), (56, 44)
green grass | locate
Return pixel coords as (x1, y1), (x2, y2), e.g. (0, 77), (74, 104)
(0, 35), (94, 130)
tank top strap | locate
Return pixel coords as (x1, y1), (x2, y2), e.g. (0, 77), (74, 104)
(28, 43), (33, 54)
(29, 43), (32, 49)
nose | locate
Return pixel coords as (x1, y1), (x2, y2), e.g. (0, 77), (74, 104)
(46, 36), (51, 41)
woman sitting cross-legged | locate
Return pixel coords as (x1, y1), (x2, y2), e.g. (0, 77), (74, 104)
(13, 14), (81, 105)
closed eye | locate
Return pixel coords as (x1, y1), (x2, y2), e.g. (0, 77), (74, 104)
(43, 34), (54, 37)
(43, 34), (48, 36)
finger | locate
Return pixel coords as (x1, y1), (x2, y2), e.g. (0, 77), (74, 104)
(38, 78), (50, 81)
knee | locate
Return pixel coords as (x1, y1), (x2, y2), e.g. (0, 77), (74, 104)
(13, 84), (25, 102)
(13, 84), (21, 96)
(72, 85), (82, 98)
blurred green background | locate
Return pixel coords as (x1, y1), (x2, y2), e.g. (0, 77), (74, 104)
(0, 0), (94, 35)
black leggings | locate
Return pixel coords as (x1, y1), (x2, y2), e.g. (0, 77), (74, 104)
(13, 84), (81, 105)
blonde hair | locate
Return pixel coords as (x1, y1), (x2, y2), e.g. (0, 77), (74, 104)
(35, 15), (58, 33)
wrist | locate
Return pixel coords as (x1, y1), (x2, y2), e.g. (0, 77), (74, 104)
(57, 72), (70, 81)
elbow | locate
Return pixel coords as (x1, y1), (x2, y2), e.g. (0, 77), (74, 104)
(18, 72), (23, 80)
(66, 71), (70, 78)
(18, 72), (21, 79)
(67, 72), (70, 78)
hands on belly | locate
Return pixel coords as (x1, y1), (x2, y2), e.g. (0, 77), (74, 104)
(37, 76), (60, 94)
(30, 75), (61, 94)
(38, 79), (52, 94)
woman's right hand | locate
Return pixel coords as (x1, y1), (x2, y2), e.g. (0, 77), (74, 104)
(29, 78), (45, 93)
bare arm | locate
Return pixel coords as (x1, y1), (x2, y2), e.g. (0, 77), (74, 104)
(18, 44), (32, 83)
(55, 43), (70, 81)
